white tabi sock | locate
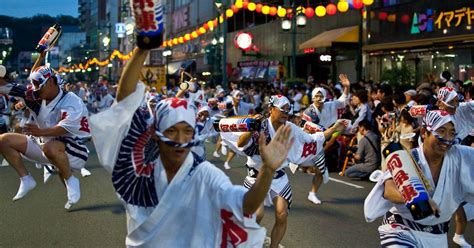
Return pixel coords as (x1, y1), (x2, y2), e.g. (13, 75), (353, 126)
(80, 168), (92, 177)
(64, 176), (80, 209)
(12, 175), (37, 201)
(307, 192), (322, 205)
(453, 234), (472, 248)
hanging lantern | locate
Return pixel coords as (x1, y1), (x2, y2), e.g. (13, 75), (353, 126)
(270, 6), (277, 16)
(213, 19), (218, 27)
(208, 20), (214, 29)
(231, 5), (239, 13)
(219, 15), (224, 23)
(315, 5), (326, 17)
(243, 1), (249, 9)
(401, 14), (410, 24)
(378, 12), (388, 21)
(184, 33), (191, 41)
(247, 2), (256, 11)
(235, 1), (243, 9)
(172, 38), (178, 45)
(199, 27), (206, 34)
(203, 22), (209, 30)
(191, 31), (198, 38)
(162, 41), (167, 47)
(305, 7), (314, 18)
(363, 0), (374, 6)
(337, 0), (349, 12)
(352, 0), (363, 9)
(178, 37), (184, 43)
(277, 7), (287, 18)
(167, 40), (173, 47)
(256, 3), (262, 13)
(326, 4), (337, 15)
(387, 14), (397, 22)
(296, 6), (305, 14)
(226, 9), (234, 17)
(262, 5), (270, 15)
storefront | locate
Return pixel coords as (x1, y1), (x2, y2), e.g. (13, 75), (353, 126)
(364, 1), (474, 84)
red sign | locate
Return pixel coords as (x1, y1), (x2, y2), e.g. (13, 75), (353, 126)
(304, 48), (315, 54)
(234, 32), (253, 51)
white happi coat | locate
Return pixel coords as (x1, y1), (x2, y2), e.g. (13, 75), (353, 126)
(364, 143), (474, 247)
(90, 83), (265, 247)
(0, 84), (90, 142)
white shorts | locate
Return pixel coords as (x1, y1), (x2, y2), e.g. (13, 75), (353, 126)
(23, 136), (88, 171)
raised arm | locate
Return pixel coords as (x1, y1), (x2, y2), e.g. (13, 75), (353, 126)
(116, 48), (149, 102)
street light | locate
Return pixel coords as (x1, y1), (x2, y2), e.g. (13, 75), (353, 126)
(162, 47), (172, 88)
(296, 13), (307, 27)
(212, 38), (218, 45)
(281, 2), (305, 79)
(281, 18), (291, 31)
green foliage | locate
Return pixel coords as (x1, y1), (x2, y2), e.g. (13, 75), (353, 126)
(381, 65), (414, 86)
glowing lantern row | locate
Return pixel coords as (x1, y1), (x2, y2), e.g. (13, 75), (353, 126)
(315, 5), (326, 17)
(326, 3), (337, 16)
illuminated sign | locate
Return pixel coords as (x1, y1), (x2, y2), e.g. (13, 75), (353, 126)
(304, 48), (315, 54)
(319, 55), (332, 62)
(411, 9), (433, 34)
(411, 6), (474, 34)
(234, 32), (253, 51)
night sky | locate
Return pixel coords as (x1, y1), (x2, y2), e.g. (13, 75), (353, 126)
(0, 0), (78, 18)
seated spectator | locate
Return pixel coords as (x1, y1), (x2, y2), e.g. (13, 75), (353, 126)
(345, 120), (381, 179)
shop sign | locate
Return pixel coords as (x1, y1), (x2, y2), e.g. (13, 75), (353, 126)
(319, 54), (332, 62)
(234, 32), (253, 51)
(411, 6), (474, 34)
(304, 48), (316, 54)
(411, 9), (433, 34)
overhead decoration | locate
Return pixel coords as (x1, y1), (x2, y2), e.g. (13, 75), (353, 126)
(62, 0), (376, 72)
(58, 49), (134, 73)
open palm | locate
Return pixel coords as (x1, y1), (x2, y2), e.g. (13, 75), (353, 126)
(259, 125), (294, 171)
(339, 74), (350, 87)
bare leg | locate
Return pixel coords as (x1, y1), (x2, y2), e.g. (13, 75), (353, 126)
(225, 150), (236, 163)
(270, 196), (288, 248)
(453, 206), (472, 247)
(256, 203), (265, 224)
(0, 133), (29, 177)
(311, 169), (323, 193)
(42, 141), (72, 180)
(42, 140), (80, 209)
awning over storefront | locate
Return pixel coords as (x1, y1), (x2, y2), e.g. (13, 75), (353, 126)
(363, 34), (474, 52)
(299, 26), (359, 50)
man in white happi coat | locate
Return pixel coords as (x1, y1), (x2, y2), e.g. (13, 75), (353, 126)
(364, 110), (474, 247)
(90, 47), (294, 247)
(301, 74), (350, 204)
(236, 95), (346, 248)
(0, 66), (90, 209)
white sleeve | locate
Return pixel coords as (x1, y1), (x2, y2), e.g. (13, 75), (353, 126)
(90, 82), (146, 171)
(58, 94), (90, 138)
(336, 93), (348, 108)
(458, 146), (474, 203)
(364, 170), (394, 222)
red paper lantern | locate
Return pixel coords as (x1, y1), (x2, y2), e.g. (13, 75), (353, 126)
(231, 5), (239, 13)
(352, 0), (363, 9)
(256, 3), (262, 13)
(287, 8), (293, 18)
(378, 12), (388, 21)
(401, 14), (410, 24)
(326, 4), (337, 15)
(270, 6), (277, 16)
(243, 1), (249, 9)
(305, 7), (314, 18)
(203, 23), (209, 30)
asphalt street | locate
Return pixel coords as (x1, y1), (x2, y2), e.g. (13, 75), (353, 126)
(0, 141), (472, 247)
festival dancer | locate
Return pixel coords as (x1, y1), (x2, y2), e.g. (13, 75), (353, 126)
(90, 46), (295, 247)
(302, 74), (350, 204)
(364, 110), (474, 247)
(0, 65), (90, 209)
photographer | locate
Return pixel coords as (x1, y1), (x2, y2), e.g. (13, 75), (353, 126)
(345, 120), (381, 179)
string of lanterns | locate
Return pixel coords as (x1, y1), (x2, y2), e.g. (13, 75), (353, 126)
(61, 0), (375, 73)
(162, 0), (374, 48)
(58, 49), (133, 73)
